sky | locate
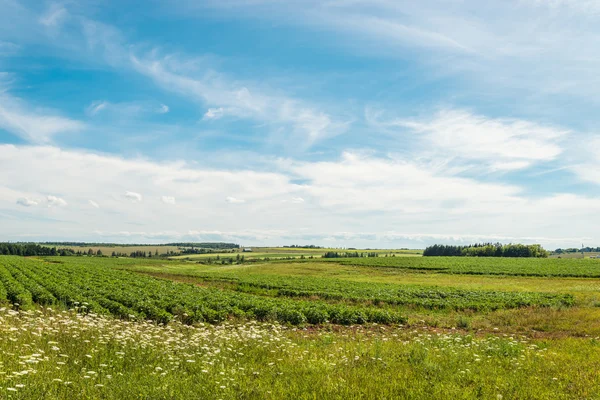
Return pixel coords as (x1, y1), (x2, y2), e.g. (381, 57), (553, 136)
(1, 0), (599, 249)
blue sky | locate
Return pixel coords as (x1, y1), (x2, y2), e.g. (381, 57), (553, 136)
(1, 0), (599, 248)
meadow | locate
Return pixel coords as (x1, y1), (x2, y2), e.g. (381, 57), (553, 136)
(2, 251), (600, 398)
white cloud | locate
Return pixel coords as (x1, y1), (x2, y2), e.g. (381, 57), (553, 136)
(0, 144), (599, 248)
(16, 197), (38, 207)
(226, 196), (245, 204)
(89, 200), (100, 208)
(158, 104), (169, 114)
(370, 108), (570, 171)
(0, 92), (85, 144)
(203, 107), (224, 120)
(47, 195), (67, 207)
(567, 136), (600, 186)
(290, 197), (305, 204)
(161, 196), (176, 205)
(125, 191), (143, 203)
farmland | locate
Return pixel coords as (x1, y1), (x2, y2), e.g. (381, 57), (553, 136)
(333, 256), (600, 277)
(2, 252), (600, 398)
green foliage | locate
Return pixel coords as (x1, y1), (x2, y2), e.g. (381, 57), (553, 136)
(0, 242), (71, 256)
(323, 251), (378, 258)
(423, 243), (548, 258)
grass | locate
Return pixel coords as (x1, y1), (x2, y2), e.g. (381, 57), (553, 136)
(1, 308), (600, 399)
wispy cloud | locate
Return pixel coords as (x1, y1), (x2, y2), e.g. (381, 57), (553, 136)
(17, 197), (38, 207)
(368, 108), (570, 172)
(226, 196), (245, 204)
(85, 100), (170, 118)
(130, 54), (349, 147)
(47, 195), (67, 207)
(88, 200), (100, 208)
(190, 0), (600, 107)
(39, 3), (68, 28)
(0, 92), (84, 144)
(161, 195), (176, 205)
(125, 191), (143, 203)
(203, 107), (224, 120)
(85, 101), (108, 116)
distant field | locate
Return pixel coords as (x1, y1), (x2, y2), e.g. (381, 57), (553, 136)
(50, 245), (183, 255)
(45, 245), (423, 259)
(170, 247), (423, 260)
(549, 252), (600, 259)
(331, 256), (600, 277)
(254, 247), (423, 255)
(169, 252), (309, 260)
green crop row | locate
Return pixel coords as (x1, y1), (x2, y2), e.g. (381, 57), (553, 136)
(155, 271), (574, 311)
(0, 256), (406, 326)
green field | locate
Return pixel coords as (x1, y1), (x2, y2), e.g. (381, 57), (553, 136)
(2, 253), (600, 398)
(332, 256), (600, 277)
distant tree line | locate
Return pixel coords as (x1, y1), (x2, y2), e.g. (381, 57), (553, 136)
(555, 247), (600, 254)
(423, 243), (548, 258)
(322, 251), (379, 258)
(40, 242), (240, 249)
(0, 243), (75, 256)
(283, 245), (323, 249)
(169, 242), (239, 249)
(180, 248), (236, 255)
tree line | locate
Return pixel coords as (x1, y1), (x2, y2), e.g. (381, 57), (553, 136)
(40, 242), (240, 249)
(555, 247), (600, 254)
(0, 243), (74, 256)
(322, 251), (379, 258)
(423, 243), (548, 258)
(283, 245), (323, 249)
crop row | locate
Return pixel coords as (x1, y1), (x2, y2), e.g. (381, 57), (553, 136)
(0, 256), (406, 326)
(160, 272), (574, 311)
(328, 257), (600, 277)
